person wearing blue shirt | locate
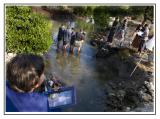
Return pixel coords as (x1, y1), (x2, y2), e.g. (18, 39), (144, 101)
(6, 54), (60, 112)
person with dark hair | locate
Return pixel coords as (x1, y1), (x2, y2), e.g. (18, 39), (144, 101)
(70, 28), (76, 53)
(7, 54), (45, 93)
(75, 29), (85, 54)
(62, 26), (72, 52)
(107, 17), (119, 43)
(62, 28), (68, 52)
(57, 24), (65, 50)
(6, 54), (49, 112)
(138, 24), (149, 54)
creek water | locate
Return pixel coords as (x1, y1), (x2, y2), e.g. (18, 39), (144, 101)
(43, 20), (117, 112)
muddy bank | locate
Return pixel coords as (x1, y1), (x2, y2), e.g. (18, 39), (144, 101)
(98, 48), (154, 112)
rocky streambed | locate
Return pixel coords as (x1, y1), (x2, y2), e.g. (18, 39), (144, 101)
(94, 46), (154, 112)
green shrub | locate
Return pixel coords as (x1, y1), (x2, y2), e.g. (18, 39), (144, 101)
(72, 6), (87, 16)
(76, 18), (93, 32)
(93, 6), (110, 30)
(72, 6), (95, 17)
(6, 6), (53, 55)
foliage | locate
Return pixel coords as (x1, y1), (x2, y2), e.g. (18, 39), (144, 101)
(127, 6), (153, 23)
(6, 6), (53, 55)
(143, 6), (154, 23)
(85, 6), (94, 16)
(93, 6), (110, 30)
(127, 6), (145, 20)
(72, 6), (95, 17)
(72, 6), (87, 16)
(76, 18), (93, 32)
(93, 6), (154, 30)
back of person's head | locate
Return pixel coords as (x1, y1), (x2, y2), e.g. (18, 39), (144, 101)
(71, 28), (74, 30)
(136, 24), (142, 31)
(71, 28), (75, 33)
(144, 24), (148, 28)
(115, 17), (119, 20)
(7, 54), (45, 92)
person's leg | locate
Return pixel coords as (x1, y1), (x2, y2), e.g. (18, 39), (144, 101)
(64, 43), (69, 53)
(63, 45), (66, 52)
(57, 36), (62, 50)
(78, 47), (81, 54)
(65, 43), (68, 50)
(78, 41), (83, 54)
(63, 40), (67, 51)
(138, 40), (145, 55)
(56, 41), (61, 52)
(70, 45), (74, 54)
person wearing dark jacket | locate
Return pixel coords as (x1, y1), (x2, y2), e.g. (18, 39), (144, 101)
(57, 24), (65, 50)
(62, 27), (72, 52)
(70, 28), (76, 53)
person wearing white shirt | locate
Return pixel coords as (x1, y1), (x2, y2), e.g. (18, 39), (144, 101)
(138, 24), (149, 53)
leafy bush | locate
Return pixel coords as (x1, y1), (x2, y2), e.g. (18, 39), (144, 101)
(6, 6), (53, 54)
(72, 6), (95, 17)
(106, 6), (153, 22)
(72, 6), (87, 16)
(93, 6), (110, 30)
(76, 18), (93, 32)
(85, 6), (94, 16)
(93, 6), (154, 31)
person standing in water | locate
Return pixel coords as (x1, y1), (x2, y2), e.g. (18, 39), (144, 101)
(57, 24), (65, 50)
(62, 26), (72, 53)
(75, 29), (86, 54)
(70, 28), (76, 54)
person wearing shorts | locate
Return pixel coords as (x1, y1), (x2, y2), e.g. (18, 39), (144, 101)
(75, 29), (85, 53)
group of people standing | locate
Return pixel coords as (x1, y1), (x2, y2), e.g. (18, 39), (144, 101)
(106, 16), (153, 55)
(107, 17), (128, 44)
(57, 24), (86, 54)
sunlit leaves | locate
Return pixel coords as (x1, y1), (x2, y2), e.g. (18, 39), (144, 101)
(6, 6), (53, 54)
